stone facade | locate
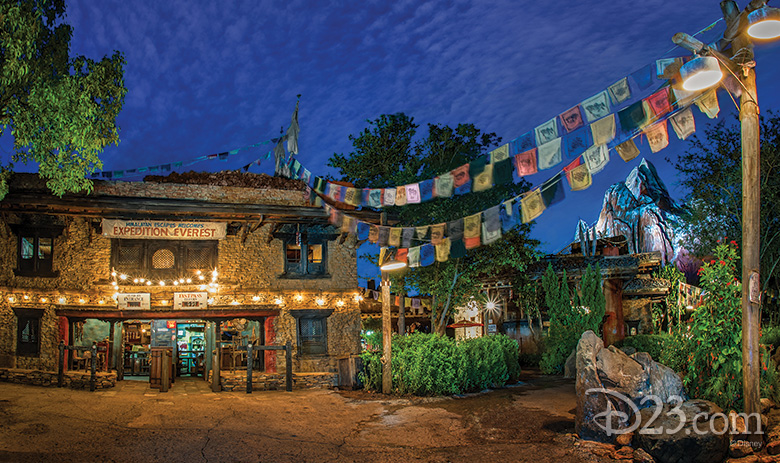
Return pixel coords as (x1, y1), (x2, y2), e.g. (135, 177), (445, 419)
(0, 368), (117, 390)
(0, 173), (363, 383)
(212, 371), (338, 391)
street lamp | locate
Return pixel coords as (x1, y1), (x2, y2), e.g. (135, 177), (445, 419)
(674, 0), (780, 438)
(379, 249), (407, 394)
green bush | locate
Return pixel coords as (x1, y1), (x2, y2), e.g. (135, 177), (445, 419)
(659, 325), (691, 374)
(359, 333), (520, 396)
(762, 325), (780, 350)
(616, 334), (667, 362)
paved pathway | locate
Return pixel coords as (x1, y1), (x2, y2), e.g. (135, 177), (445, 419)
(0, 373), (596, 463)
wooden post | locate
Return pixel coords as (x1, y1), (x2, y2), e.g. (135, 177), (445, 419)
(285, 340), (293, 392)
(398, 292), (406, 336)
(246, 342), (253, 394)
(602, 279), (625, 346)
(212, 322), (221, 392)
(57, 342), (65, 388)
(381, 273), (392, 394)
(204, 322), (213, 381)
(161, 349), (170, 393)
(740, 60), (761, 438)
(90, 342), (97, 392)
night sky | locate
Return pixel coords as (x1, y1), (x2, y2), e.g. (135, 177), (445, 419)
(58, 1), (780, 266)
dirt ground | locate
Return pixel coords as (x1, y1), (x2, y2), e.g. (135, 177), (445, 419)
(0, 370), (609, 463)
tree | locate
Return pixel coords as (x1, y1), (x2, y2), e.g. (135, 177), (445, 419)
(328, 114), (540, 334)
(670, 112), (780, 311)
(0, 0), (127, 199)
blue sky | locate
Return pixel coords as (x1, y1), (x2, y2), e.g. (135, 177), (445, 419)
(60, 0), (780, 261)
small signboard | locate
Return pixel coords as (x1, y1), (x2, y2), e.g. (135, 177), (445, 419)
(117, 293), (151, 310)
(101, 219), (226, 240)
(174, 292), (208, 310)
(750, 271), (761, 305)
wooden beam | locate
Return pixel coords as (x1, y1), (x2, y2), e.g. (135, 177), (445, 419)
(55, 307), (279, 320)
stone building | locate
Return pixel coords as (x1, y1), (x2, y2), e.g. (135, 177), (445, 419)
(0, 172), (373, 390)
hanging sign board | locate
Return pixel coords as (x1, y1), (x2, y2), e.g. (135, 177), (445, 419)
(750, 271), (761, 305)
(117, 293), (151, 310)
(174, 292), (208, 310)
(101, 219), (226, 240)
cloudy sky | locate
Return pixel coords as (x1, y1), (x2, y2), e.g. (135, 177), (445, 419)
(63, 0), (780, 260)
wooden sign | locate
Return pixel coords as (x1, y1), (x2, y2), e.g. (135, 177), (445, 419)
(102, 219), (226, 240)
(174, 292), (208, 310)
(117, 293), (151, 310)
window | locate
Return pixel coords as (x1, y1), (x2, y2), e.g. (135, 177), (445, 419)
(291, 309), (333, 356)
(111, 240), (217, 281)
(15, 308), (43, 356)
(283, 238), (327, 277)
(13, 227), (61, 277)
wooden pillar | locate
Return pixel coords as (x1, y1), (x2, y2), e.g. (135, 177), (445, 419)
(58, 317), (69, 372)
(397, 293), (406, 335)
(112, 322), (124, 380)
(602, 279), (625, 346)
(740, 59), (761, 435)
(212, 321), (221, 392)
(264, 316), (277, 373)
(204, 321), (213, 381)
(381, 273), (392, 394)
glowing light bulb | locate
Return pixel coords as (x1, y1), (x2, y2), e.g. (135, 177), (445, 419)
(120, 274), (127, 280)
(133, 278), (139, 284)
(111, 271), (117, 277)
(23, 295), (29, 300)
(159, 281), (165, 286)
(58, 297), (66, 304)
(40, 297), (47, 303)
(252, 296), (261, 302)
(186, 278), (192, 284)
(79, 298), (85, 304)
(295, 294), (303, 302)
(315, 298), (325, 306)
(139, 278), (145, 283)
(8, 296), (15, 303)
(146, 281), (152, 286)
(336, 300), (345, 307)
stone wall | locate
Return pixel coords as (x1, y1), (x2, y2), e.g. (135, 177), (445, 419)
(0, 368), (116, 390)
(213, 371), (338, 391)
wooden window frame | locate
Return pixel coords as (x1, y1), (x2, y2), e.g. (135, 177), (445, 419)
(12, 226), (62, 278)
(111, 239), (218, 281)
(281, 236), (329, 279)
(290, 309), (333, 356)
(14, 308), (43, 356)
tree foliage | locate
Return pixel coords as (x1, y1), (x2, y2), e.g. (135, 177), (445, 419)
(0, 0), (127, 199)
(670, 112), (780, 304)
(328, 114), (540, 333)
(539, 264), (605, 374)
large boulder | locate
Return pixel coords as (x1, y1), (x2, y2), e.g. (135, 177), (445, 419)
(632, 352), (687, 403)
(634, 399), (729, 463)
(564, 349), (576, 379)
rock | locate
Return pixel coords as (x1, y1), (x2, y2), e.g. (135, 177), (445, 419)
(596, 345), (647, 398)
(616, 432), (634, 447)
(632, 352), (688, 403)
(730, 440), (753, 458)
(727, 456), (759, 463)
(761, 398), (775, 414)
(633, 448), (655, 463)
(621, 346), (638, 356)
(767, 440), (780, 455)
(613, 445), (634, 460)
(634, 399), (729, 463)
(575, 439), (616, 458)
(729, 410), (748, 436)
(564, 349), (576, 379)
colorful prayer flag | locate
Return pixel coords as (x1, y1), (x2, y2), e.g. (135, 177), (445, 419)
(482, 206), (501, 245)
(464, 213), (481, 240)
(472, 162), (494, 192)
(451, 164), (470, 188)
(670, 107), (695, 140)
(616, 139), (640, 162)
(415, 226), (429, 240)
(618, 100), (649, 134)
(368, 189), (383, 208)
(565, 126), (592, 159)
(430, 223), (445, 245)
(541, 173), (565, 207)
(511, 131), (536, 153)
(646, 87), (671, 117)
(591, 114), (616, 146)
(535, 118), (559, 146)
(419, 179), (434, 202)
(643, 120), (669, 153)
(500, 200), (516, 232)
(357, 222), (370, 240)
(384, 187), (396, 206)
(435, 238), (450, 262)
(581, 91), (611, 122)
(448, 219), (464, 241)
(583, 144), (609, 175)
(389, 227), (402, 247)
(401, 228), (415, 248)
(537, 138), (562, 170)
(521, 189), (545, 223)
(377, 226), (390, 247)
(656, 57), (682, 79)
(434, 173), (454, 198)
(514, 149), (538, 176)
(560, 105), (585, 133)
(695, 89), (719, 119)
(395, 185), (407, 206)
(420, 244), (435, 267)
(608, 77), (631, 105)
(368, 225), (379, 243)
(408, 246), (421, 268)
(406, 183), (421, 204)
(631, 64), (654, 90)
(490, 144), (510, 163)
(566, 163), (592, 191)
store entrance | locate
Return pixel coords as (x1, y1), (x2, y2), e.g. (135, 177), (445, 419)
(122, 320), (206, 380)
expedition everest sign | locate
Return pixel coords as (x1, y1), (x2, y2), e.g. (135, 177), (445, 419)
(102, 219), (226, 240)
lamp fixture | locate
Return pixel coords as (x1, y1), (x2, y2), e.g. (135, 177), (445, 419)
(679, 55), (723, 91)
(747, 6), (780, 39)
(380, 259), (407, 272)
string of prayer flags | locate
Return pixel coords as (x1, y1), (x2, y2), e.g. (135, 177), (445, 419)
(591, 114), (616, 146)
(646, 87), (672, 118)
(535, 118), (559, 146)
(500, 200), (516, 232)
(567, 162), (593, 191)
(395, 185), (407, 206)
(538, 138), (563, 170)
(512, 132), (536, 153)
(415, 226), (429, 240)
(616, 139), (641, 162)
(670, 107), (696, 140)
(565, 126), (592, 159)
(408, 246), (421, 268)
(490, 144), (510, 163)
(493, 158), (514, 185)
(401, 228), (415, 248)
(464, 213), (481, 249)
(583, 144), (609, 175)
(618, 100), (649, 133)
(396, 248), (408, 264)
(482, 206), (502, 245)
(435, 238), (451, 262)
(430, 223), (446, 245)
(419, 179), (434, 202)
(695, 89), (720, 119)
(609, 77), (631, 105)
(406, 183), (421, 204)
(514, 149), (538, 177)
(643, 120), (670, 153)
(451, 164), (470, 189)
(541, 173), (566, 207)
(420, 244), (435, 267)
(377, 226), (390, 247)
(581, 91), (611, 122)
(521, 189), (545, 223)
(388, 227), (401, 247)
(471, 161), (494, 192)
(448, 218), (464, 241)
(368, 189), (383, 208)
(631, 64), (655, 90)
(560, 105), (585, 133)
(435, 173), (454, 198)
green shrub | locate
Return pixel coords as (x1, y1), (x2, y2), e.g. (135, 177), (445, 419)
(616, 334), (667, 362)
(360, 333), (520, 396)
(659, 325), (691, 374)
(762, 325), (780, 350)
